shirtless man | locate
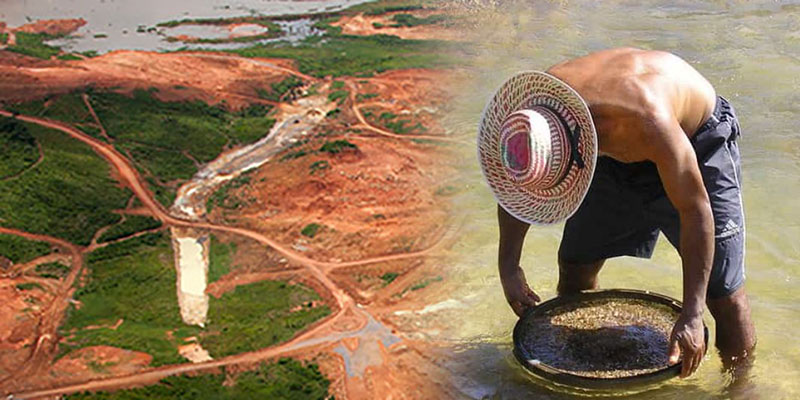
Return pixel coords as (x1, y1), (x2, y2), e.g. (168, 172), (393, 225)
(497, 48), (756, 377)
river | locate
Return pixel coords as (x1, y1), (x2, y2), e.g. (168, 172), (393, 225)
(438, 0), (800, 398)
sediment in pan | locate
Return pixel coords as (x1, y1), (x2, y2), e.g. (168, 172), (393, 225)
(519, 298), (679, 378)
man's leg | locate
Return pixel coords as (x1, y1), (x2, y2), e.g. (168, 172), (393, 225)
(706, 286), (756, 363)
(708, 286), (757, 399)
(557, 258), (605, 295)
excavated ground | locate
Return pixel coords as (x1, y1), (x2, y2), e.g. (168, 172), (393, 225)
(0, 10), (466, 399)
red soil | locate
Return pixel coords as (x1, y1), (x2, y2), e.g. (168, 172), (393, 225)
(331, 11), (460, 41)
(14, 19), (87, 37)
(0, 50), (303, 109)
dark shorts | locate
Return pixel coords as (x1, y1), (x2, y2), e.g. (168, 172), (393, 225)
(558, 96), (745, 299)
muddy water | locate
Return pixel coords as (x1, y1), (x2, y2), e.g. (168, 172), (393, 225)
(0, 0), (372, 53)
(439, 1), (800, 398)
(172, 231), (210, 326)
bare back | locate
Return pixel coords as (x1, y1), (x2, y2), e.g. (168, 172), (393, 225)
(546, 48), (716, 163)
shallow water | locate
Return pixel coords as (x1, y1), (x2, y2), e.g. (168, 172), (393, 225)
(441, 0), (800, 398)
(0, 0), (371, 53)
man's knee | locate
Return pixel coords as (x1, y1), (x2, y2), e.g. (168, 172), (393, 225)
(557, 258), (604, 295)
(707, 287), (756, 359)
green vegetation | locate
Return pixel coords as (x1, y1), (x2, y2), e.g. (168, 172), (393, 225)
(16, 282), (43, 291)
(380, 272), (399, 285)
(0, 118), (130, 246)
(201, 280), (330, 357)
(0, 234), (54, 266)
(35, 261), (71, 279)
(347, 0), (427, 16)
(280, 149), (308, 161)
(390, 13), (448, 27)
(325, 108), (341, 119)
(319, 140), (357, 154)
(57, 53), (83, 61)
(59, 233), (199, 366)
(227, 31), (456, 78)
(434, 184), (459, 196)
(371, 110), (426, 135)
(300, 223), (321, 238)
(309, 160), (329, 175)
(356, 92), (379, 101)
(331, 81), (345, 90)
(230, 104), (276, 145)
(71, 90), (275, 201)
(327, 89), (349, 105)
(97, 215), (163, 243)
(258, 76), (305, 102)
(65, 358), (330, 399)
(207, 174), (252, 211)
(208, 234), (236, 283)
(6, 92), (96, 126)
(7, 32), (62, 59)
(0, 118), (40, 179)
(409, 275), (442, 291)
(0, 32), (9, 44)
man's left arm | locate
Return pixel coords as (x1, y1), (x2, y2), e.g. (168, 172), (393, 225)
(645, 111), (713, 378)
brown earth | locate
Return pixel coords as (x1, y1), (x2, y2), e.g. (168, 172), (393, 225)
(49, 346), (152, 379)
(0, 50), (305, 109)
(13, 19), (87, 37)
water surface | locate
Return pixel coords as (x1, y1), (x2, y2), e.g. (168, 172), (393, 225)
(441, 1), (800, 398)
(0, 0), (371, 52)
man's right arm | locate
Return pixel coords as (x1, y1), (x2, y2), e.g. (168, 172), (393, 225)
(498, 204), (541, 316)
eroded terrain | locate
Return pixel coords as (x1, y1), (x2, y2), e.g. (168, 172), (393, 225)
(0, 1), (469, 398)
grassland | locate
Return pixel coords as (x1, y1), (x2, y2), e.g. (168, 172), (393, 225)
(257, 76), (305, 102)
(97, 215), (163, 243)
(0, 117), (130, 246)
(61, 232), (329, 364)
(6, 32), (62, 59)
(0, 117), (40, 179)
(206, 174), (253, 212)
(366, 109), (426, 135)
(65, 358), (330, 399)
(35, 261), (71, 279)
(9, 90), (277, 208)
(201, 280), (330, 358)
(229, 32), (456, 78)
(0, 233), (52, 264)
(208, 234), (235, 283)
(58, 233), (197, 366)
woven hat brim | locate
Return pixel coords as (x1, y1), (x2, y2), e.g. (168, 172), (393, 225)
(477, 71), (597, 225)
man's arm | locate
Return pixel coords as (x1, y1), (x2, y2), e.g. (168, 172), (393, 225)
(497, 205), (541, 317)
(645, 111), (713, 378)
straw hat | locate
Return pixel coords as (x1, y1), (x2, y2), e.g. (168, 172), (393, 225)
(478, 71), (597, 225)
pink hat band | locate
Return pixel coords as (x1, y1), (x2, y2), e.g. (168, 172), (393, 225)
(500, 106), (576, 191)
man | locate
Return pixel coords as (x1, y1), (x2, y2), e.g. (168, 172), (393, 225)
(477, 48), (755, 378)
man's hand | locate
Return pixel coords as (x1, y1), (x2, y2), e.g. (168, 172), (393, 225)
(500, 265), (541, 317)
(668, 311), (706, 378)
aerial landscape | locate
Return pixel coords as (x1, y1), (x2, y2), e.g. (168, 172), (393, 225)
(0, 0), (470, 398)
